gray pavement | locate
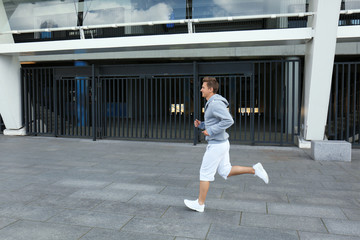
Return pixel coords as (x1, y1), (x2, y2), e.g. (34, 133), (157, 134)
(0, 135), (359, 240)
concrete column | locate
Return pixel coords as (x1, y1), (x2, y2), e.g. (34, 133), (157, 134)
(301, 0), (341, 141)
(0, 1), (24, 134)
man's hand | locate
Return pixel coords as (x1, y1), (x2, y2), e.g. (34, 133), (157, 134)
(202, 130), (210, 136)
(194, 119), (201, 127)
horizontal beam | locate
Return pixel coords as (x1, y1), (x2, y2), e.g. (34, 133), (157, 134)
(0, 28), (313, 56)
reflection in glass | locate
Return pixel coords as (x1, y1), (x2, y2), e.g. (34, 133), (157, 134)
(6, 0), (186, 31)
(193, 0), (306, 19)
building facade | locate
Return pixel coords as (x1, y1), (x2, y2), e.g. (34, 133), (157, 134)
(0, 0), (359, 146)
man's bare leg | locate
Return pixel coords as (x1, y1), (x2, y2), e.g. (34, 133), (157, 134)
(198, 181), (210, 205)
(227, 166), (255, 177)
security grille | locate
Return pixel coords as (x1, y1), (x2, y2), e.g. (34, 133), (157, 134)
(22, 60), (301, 145)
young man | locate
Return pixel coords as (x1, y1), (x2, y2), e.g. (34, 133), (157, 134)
(184, 77), (269, 213)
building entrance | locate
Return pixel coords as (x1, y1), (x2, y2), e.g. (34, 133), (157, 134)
(22, 60), (301, 145)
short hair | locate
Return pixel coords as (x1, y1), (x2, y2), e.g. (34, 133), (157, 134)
(202, 76), (219, 94)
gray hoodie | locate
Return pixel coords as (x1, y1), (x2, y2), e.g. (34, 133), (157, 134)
(198, 94), (234, 144)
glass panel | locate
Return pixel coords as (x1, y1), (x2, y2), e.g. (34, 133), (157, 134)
(7, 1), (78, 31)
(344, 0), (360, 10)
(193, 0), (307, 19)
(5, 0), (186, 31)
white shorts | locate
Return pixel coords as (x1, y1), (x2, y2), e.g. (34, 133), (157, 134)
(199, 140), (232, 182)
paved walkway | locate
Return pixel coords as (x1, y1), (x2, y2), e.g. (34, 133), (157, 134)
(0, 136), (359, 240)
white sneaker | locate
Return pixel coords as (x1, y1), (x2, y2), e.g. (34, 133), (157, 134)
(253, 163), (269, 184)
(184, 199), (205, 212)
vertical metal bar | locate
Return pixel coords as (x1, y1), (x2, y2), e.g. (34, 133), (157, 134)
(251, 74), (255, 144)
(257, 63), (261, 142)
(65, 78), (69, 136)
(63, 79), (66, 136)
(115, 78), (124, 137)
(92, 66), (96, 141)
(174, 77), (177, 139)
(341, 64), (345, 140)
(335, 64), (339, 139)
(170, 77), (172, 139)
(49, 69), (52, 133)
(239, 75), (242, 141)
(234, 76), (237, 140)
(263, 62), (266, 142)
(156, 78), (158, 139)
(54, 76), (58, 137)
(280, 61), (284, 145)
(183, 77), (186, 139)
(347, 63), (351, 141)
(24, 69), (29, 134)
(122, 78), (125, 137)
(160, 77), (163, 139)
(130, 78), (133, 137)
(298, 60), (302, 138)
(269, 62), (272, 142)
(126, 78), (129, 137)
(40, 69), (44, 133)
(193, 62), (198, 145)
(134, 78), (141, 137)
(44, 69), (48, 134)
(150, 77), (153, 138)
(179, 77), (182, 139)
(165, 77), (168, 138)
(244, 75), (247, 141)
(286, 62), (290, 144)
(275, 62), (278, 142)
(353, 64), (357, 144)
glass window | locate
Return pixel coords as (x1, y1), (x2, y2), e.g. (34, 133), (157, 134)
(5, 0), (186, 31)
(193, 0), (306, 19)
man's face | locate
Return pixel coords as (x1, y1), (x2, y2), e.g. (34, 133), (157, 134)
(200, 82), (213, 99)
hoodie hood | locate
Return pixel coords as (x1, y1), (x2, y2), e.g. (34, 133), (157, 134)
(205, 94), (229, 112)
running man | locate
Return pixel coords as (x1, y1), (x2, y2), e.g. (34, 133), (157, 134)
(184, 77), (269, 213)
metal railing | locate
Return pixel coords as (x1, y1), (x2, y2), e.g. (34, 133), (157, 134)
(327, 62), (360, 146)
(5, 12), (313, 43)
(22, 60), (301, 145)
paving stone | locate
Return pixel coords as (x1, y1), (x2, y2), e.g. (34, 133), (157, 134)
(160, 186), (223, 198)
(121, 216), (210, 239)
(299, 231), (360, 240)
(207, 223), (299, 240)
(341, 207), (360, 221)
(163, 206), (241, 225)
(206, 198), (266, 213)
(47, 209), (133, 230)
(323, 218), (360, 237)
(241, 212), (327, 232)
(68, 189), (136, 202)
(53, 179), (111, 188)
(287, 195), (360, 209)
(27, 195), (103, 210)
(222, 190), (288, 203)
(105, 182), (165, 193)
(0, 217), (18, 230)
(268, 202), (348, 219)
(93, 201), (169, 218)
(80, 228), (173, 240)
(0, 204), (64, 221)
(0, 220), (90, 240)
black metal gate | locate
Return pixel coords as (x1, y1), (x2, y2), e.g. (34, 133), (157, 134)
(22, 60), (301, 145)
(327, 62), (360, 145)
